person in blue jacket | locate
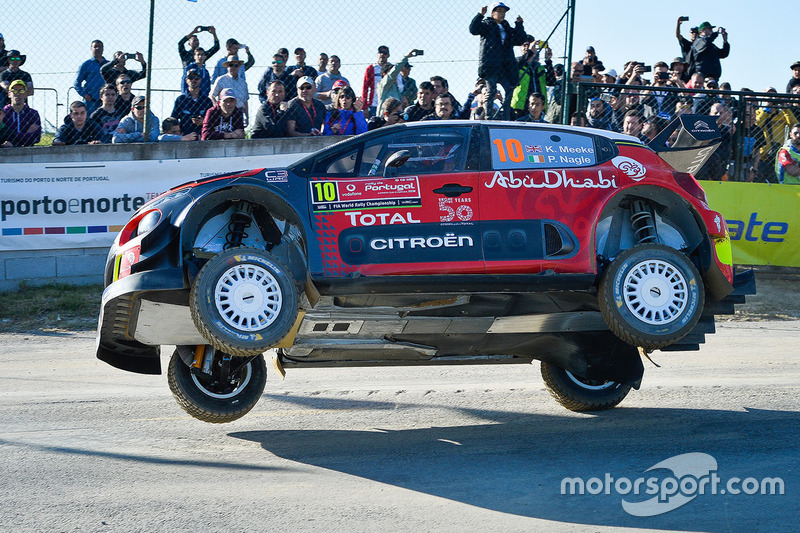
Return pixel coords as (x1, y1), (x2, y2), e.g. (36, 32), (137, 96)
(322, 86), (368, 136)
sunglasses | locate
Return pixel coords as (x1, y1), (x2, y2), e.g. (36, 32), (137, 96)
(133, 105), (146, 110)
(9, 57), (21, 62)
(118, 80), (132, 84)
(272, 61), (283, 65)
(300, 85), (313, 90)
(10, 88), (26, 94)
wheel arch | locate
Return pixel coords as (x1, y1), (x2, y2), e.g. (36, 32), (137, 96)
(178, 183), (317, 303)
(594, 185), (711, 272)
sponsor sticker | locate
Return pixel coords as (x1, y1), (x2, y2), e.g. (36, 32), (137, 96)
(311, 177), (421, 212)
(611, 156), (647, 180)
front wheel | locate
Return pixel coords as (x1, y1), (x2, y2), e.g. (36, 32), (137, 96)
(168, 348), (267, 423)
(190, 247), (300, 357)
(599, 243), (704, 350)
(541, 362), (631, 412)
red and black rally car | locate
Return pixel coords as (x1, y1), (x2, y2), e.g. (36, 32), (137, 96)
(96, 117), (754, 422)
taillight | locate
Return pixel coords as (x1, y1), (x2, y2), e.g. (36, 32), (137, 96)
(672, 172), (708, 204)
(118, 208), (162, 246)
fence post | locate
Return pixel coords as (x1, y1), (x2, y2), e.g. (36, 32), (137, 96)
(143, 0), (156, 138)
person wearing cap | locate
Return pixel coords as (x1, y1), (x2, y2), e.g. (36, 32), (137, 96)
(599, 68), (617, 85)
(289, 48), (318, 81)
(690, 21), (729, 81)
(326, 79), (350, 111)
(649, 61), (681, 119)
(251, 81), (289, 138)
(315, 55), (349, 104)
(172, 68), (214, 138)
(210, 54), (250, 124)
(182, 47), (213, 97)
(90, 83), (122, 143)
(362, 45), (392, 117)
(202, 88), (244, 141)
(786, 61), (800, 94)
(376, 50), (421, 113)
(113, 95), (159, 143)
(258, 54), (297, 104)
(286, 76), (326, 136)
(469, 3), (527, 120)
(211, 38), (254, 84)
(669, 57), (690, 84)
(675, 17), (698, 76)
(582, 46), (601, 76)
(2, 79), (41, 147)
(178, 25), (220, 68)
(53, 101), (103, 146)
(397, 62), (417, 109)
(100, 51), (146, 86)
(0, 50), (33, 108)
(73, 40), (109, 116)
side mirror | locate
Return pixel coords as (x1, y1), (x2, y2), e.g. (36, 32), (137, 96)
(383, 150), (412, 177)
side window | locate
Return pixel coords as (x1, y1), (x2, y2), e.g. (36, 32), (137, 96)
(489, 128), (598, 170)
(359, 128), (471, 177)
(313, 146), (361, 176)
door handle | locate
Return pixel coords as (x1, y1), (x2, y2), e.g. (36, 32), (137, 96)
(433, 184), (473, 197)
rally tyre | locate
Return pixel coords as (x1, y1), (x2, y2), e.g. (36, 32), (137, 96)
(540, 362), (631, 412)
(599, 243), (704, 351)
(190, 247), (299, 357)
(167, 349), (267, 423)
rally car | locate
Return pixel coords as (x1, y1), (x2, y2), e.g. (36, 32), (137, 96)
(96, 116), (754, 423)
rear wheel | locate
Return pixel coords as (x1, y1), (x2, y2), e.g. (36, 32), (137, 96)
(541, 362), (631, 412)
(168, 348), (267, 423)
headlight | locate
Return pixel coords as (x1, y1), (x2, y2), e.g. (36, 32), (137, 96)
(118, 208), (162, 245)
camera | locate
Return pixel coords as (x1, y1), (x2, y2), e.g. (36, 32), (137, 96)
(199, 26), (211, 31)
(125, 53), (136, 60)
(599, 93), (614, 103)
(636, 63), (652, 73)
(679, 16), (689, 22)
(413, 49), (424, 56)
(657, 71), (670, 80)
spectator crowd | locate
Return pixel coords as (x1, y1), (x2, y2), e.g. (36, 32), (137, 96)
(2, 3), (800, 184)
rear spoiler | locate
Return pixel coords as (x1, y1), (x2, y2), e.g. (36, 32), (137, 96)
(647, 114), (721, 176)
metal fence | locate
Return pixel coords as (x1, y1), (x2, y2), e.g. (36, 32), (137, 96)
(3, 0), (574, 136)
(574, 82), (800, 183)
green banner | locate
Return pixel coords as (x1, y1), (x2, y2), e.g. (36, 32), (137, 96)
(703, 181), (800, 267)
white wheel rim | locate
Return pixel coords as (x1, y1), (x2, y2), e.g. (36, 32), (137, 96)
(623, 259), (688, 326)
(214, 264), (282, 332)
(565, 370), (617, 391)
(191, 364), (252, 399)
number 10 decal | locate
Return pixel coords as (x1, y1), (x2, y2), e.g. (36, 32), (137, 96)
(492, 138), (524, 163)
(312, 181), (338, 203)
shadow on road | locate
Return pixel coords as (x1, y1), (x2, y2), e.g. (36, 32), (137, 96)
(231, 395), (796, 531)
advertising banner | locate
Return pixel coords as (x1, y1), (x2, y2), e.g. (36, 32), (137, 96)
(704, 181), (800, 267)
(0, 154), (305, 251)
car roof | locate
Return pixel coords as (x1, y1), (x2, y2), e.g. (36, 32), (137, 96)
(398, 119), (644, 145)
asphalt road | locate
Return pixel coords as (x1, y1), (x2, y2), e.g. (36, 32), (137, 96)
(1, 321), (797, 532)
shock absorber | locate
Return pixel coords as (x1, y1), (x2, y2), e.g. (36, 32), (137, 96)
(223, 202), (253, 250)
(630, 199), (658, 244)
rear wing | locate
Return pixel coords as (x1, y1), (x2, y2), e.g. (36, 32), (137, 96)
(647, 114), (721, 176)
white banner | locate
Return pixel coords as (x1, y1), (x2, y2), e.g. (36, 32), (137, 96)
(0, 153), (307, 251)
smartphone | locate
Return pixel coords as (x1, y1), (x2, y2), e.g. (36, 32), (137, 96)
(679, 16), (689, 22)
(415, 49), (424, 56)
(199, 26), (211, 31)
(599, 93), (613, 103)
(641, 65), (652, 73)
(125, 53), (136, 60)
